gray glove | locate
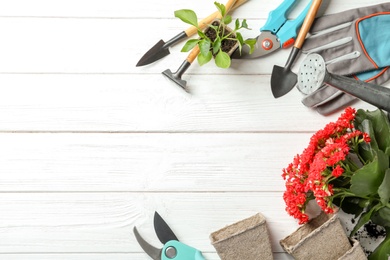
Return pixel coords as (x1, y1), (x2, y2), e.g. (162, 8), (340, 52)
(300, 2), (390, 115)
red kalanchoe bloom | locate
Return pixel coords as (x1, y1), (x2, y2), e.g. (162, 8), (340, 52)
(332, 165), (344, 177)
(282, 107), (370, 224)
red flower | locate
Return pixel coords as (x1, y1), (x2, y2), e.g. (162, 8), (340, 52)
(282, 107), (370, 224)
(332, 165), (344, 177)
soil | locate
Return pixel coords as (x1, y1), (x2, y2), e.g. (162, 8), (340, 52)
(346, 219), (387, 256)
(204, 21), (237, 54)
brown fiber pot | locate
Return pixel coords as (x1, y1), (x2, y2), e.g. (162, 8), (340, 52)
(340, 238), (367, 260)
(280, 212), (356, 260)
(209, 213), (273, 260)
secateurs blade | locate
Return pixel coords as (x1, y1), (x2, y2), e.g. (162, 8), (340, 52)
(133, 211), (205, 260)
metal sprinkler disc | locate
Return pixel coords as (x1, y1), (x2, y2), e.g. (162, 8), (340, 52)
(297, 53), (326, 95)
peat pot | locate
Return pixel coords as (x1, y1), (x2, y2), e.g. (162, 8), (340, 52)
(209, 212), (273, 260)
(280, 212), (367, 260)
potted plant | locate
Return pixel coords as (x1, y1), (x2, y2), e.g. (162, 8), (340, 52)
(281, 107), (390, 259)
(174, 1), (256, 68)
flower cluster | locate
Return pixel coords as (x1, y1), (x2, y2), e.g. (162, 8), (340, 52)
(282, 107), (370, 224)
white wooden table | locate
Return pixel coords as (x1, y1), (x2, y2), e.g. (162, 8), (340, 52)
(0, 0), (386, 259)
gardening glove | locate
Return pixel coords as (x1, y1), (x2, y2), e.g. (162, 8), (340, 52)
(303, 67), (390, 115)
(300, 2), (390, 115)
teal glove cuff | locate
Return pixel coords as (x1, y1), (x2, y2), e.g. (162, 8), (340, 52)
(358, 12), (390, 69)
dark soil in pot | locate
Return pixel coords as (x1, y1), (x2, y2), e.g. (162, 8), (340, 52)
(345, 219), (386, 256)
(204, 21), (237, 54)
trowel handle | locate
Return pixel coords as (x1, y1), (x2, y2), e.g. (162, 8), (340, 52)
(224, 0), (239, 16)
(186, 45), (200, 63)
(325, 73), (390, 113)
(294, 0), (322, 49)
(185, 0), (247, 36)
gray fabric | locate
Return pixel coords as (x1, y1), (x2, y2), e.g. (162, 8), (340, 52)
(300, 3), (390, 115)
(306, 3), (390, 39)
(302, 2), (390, 74)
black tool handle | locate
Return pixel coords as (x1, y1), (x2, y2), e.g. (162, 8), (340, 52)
(324, 72), (390, 112)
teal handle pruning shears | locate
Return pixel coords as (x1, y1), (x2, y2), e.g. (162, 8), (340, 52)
(232, 0), (316, 59)
(134, 211), (205, 260)
(162, 240), (205, 260)
(261, 0), (313, 48)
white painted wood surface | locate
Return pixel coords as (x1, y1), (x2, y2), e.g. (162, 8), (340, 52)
(0, 0), (387, 259)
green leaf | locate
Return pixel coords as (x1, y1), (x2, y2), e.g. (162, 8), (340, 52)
(212, 38), (221, 54)
(378, 169), (390, 205)
(174, 9), (198, 27)
(199, 39), (211, 57)
(368, 227), (390, 260)
(215, 51), (231, 68)
(197, 51), (212, 66)
(180, 39), (199, 52)
(357, 119), (378, 162)
(244, 38), (257, 54)
(214, 2), (225, 17)
(236, 32), (244, 45)
(350, 149), (389, 197)
(241, 19), (249, 29)
(223, 15), (232, 25)
(350, 204), (381, 236)
(371, 206), (390, 228)
(235, 19), (240, 30)
(356, 108), (390, 153)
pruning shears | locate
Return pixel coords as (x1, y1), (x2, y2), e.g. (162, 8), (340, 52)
(232, 0), (318, 59)
(133, 211), (205, 260)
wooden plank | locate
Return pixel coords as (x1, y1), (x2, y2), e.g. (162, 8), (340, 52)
(0, 132), (310, 192)
(0, 0), (380, 18)
(0, 74), (376, 132)
(0, 17), (278, 74)
(0, 253), (292, 260)
(0, 192), (303, 254)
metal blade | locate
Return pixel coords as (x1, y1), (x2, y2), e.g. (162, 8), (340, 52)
(231, 32), (280, 59)
(136, 40), (170, 67)
(153, 211), (179, 244)
(136, 32), (188, 67)
(133, 226), (162, 260)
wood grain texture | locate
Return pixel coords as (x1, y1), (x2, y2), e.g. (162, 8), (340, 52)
(0, 0), (387, 259)
(0, 253), (292, 260)
(0, 133), (312, 192)
(0, 74), (377, 132)
(0, 192), (317, 255)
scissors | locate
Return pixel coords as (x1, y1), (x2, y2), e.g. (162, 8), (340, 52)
(232, 0), (315, 59)
(133, 211), (205, 260)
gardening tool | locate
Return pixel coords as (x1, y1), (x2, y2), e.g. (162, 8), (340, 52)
(300, 2), (390, 115)
(302, 67), (390, 115)
(136, 0), (247, 67)
(133, 211), (205, 260)
(231, 0), (329, 59)
(270, 0), (323, 99)
(162, 0), (238, 91)
(297, 53), (390, 113)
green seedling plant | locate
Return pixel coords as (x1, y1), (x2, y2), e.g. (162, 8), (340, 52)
(174, 2), (256, 68)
